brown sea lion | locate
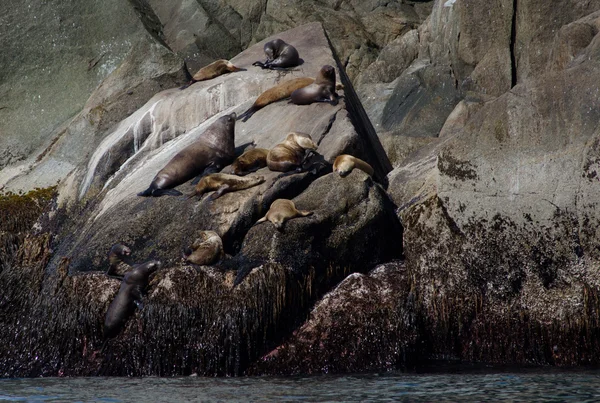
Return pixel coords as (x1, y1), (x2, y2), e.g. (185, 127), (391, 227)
(138, 113), (237, 197)
(267, 132), (318, 173)
(256, 199), (313, 230)
(229, 148), (270, 175)
(183, 231), (224, 266)
(180, 59), (243, 89)
(106, 243), (131, 279)
(291, 65), (337, 105)
(103, 260), (162, 340)
(237, 77), (315, 121)
(253, 39), (300, 69)
(333, 155), (374, 177)
(188, 173), (265, 200)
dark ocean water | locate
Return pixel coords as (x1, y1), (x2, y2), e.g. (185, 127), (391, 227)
(1, 370), (600, 402)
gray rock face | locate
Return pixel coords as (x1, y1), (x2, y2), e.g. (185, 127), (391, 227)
(2, 36), (188, 193)
(387, 20), (600, 363)
(0, 0), (146, 172)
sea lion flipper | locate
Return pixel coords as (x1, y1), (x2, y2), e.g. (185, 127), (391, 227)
(256, 216), (267, 224)
(137, 187), (153, 197)
(238, 108), (256, 122)
(152, 188), (183, 197)
(299, 210), (313, 217)
(210, 185), (231, 200)
(191, 163), (220, 185)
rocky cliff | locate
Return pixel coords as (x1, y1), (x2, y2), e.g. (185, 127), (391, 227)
(2, 0), (600, 377)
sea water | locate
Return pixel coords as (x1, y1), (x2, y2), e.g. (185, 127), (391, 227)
(2, 370), (600, 402)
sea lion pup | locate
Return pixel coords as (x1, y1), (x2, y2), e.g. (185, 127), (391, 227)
(256, 199), (313, 230)
(267, 132), (318, 173)
(103, 260), (161, 340)
(291, 65), (337, 105)
(252, 39), (300, 69)
(229, 148), (269, 175)
(183, 231), (224, 266)
(138, 113), (237, 197)
(188, 173), (265, 201)
(106, 243), (131, 279)
(333, 155), (374, 177)
(237, 77), (314, 121)
(180, 59), (243, 89)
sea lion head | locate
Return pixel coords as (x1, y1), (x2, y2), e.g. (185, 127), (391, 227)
(225, 61), (243, 72)
(265, 39), (285, 59)
(289, 132), (318, 151)
(108, 243), (131, 265)
(317, 65), (336, 84)
(333, 155), (352, 177)
(125, 260), (162, 284)
(221, 112), (237, 126)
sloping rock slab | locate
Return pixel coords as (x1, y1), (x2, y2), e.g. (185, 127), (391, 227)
(53, 22), (388, 271)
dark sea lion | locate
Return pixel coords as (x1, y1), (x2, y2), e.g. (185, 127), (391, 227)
(138, 113), (237, 197)
(333, 155), (374, 177)
(237, 77), (314, 121)
(188, 173), (265, 200)
(256, 199), (313, 230)
(267, 132), (318, 173)
(229, 148), (269, 175)
(183, 231), (224, 266)
(291, 65), (337, 105)
(106, 243), (131, 279)
(253, 39), (300, 69)
(103, 260), (162, 340)
(180, 59), (243, 90)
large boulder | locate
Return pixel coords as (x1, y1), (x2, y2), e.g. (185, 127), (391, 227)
(1, 36), (188, 193)
(249, 261), (417, 375)
(0, 0), (147, 175)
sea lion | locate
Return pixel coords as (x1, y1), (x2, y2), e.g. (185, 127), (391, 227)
(138, 113), (237, 197)
(188, 173), (265, 201)
(267, 132), (318, 173)
(291, 65), (337, 105)
(106, 243), (131, 279)
(256, 199), (313, 230)
(103, 260), (161, 339)
(183, 231), (224, 266)
(237, 78), (314, 121)
(333, 155), (374, 177)
(180, 59), (243, 89)
(253, 39), (300, 69)
(229, 148), (269, 175)
(238, 78), (345, 121)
